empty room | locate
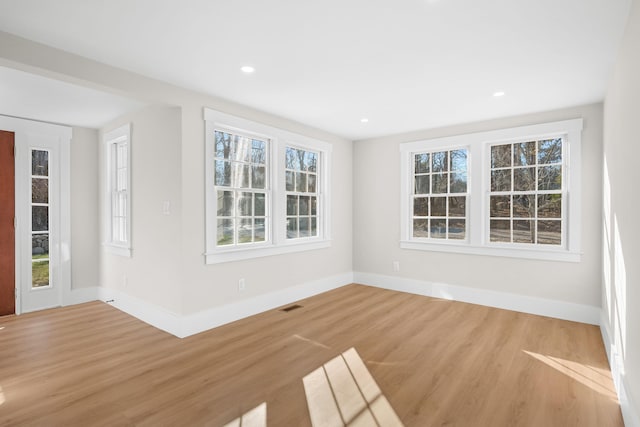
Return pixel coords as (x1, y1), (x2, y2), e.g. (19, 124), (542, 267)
(0, 0), (638, 426)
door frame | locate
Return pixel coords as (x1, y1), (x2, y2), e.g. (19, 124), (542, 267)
(0, 115), (71, 314)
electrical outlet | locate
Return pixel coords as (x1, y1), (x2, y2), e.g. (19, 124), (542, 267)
(238, 278), (246, 292)
(393, 261), (400, 272)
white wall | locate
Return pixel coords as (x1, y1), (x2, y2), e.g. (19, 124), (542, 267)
(70, 126), (99, 289)
(100, 105), (183, 314)
(602, 0), (640, 423)
(353, 103), (603, 308)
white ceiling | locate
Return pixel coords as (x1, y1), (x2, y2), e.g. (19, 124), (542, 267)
(0, 66), (145, 129)
(0, 0), (632, 139)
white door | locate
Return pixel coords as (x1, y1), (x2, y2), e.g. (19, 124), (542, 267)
(0, 115), (71, 313)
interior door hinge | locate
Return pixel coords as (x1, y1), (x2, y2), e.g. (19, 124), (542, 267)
(14, 217), (17, 229)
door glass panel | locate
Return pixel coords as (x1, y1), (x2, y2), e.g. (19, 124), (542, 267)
(31, 149), (51, 288)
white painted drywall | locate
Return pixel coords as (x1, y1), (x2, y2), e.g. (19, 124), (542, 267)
(602, 0), (640, 423)
(100, 105), (183, 314)
(70, 127), (99, 289)
(353, 103), (603, 307)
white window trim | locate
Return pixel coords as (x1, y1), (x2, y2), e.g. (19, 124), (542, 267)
(102, 123), (132, 257)
(400, 119), (583, 262)
(204, 108), (332, 264)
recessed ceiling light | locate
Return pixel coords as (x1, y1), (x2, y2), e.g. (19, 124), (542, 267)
(493, 91), (505, 97)
(360, 118), (369, 123)
(240, 66), (255, 74)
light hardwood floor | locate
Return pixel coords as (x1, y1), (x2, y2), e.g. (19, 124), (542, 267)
(0, 284), (623, 426)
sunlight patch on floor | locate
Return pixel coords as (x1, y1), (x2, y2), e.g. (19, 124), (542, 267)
(223, 402), (266, 427)
(303, 347), (404, 427)
(523, 350), (618, 400)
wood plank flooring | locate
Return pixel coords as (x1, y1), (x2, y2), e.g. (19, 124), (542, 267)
(0, 284), (623, 426)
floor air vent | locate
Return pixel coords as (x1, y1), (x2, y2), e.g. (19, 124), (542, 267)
(280, 304), (303, 312)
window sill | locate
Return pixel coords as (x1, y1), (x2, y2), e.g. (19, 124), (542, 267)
(400, 240), (581, 262)
(205, 239), (331, 264)
(103, 243), (132, 258)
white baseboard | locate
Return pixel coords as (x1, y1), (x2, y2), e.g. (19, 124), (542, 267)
(179, 272), (353, 337)
(98, 287), (183, 337)
(354, 272), (600, 325)
(600, 311), (640, 427)
(96, 272), (354, 338)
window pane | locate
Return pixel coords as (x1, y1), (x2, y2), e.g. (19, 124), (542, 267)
(32, 234), (49, 259)
(490, 196), (511, 218)
(254, 193), (265, 216)
(287, 195), (298, 216)
(491, 170), (511, 192)
(432, 173), (448, 194)
(491, 144), (511, 168)
(299, 196), (310, 215)
(215, 160), (231, 186)
(308, 174), (317, 193)
(305, 152), (318, 172)
(430, 219), (446, 239)
(415, 153), (430, 173)
(296, 172), (307, 192)
(215, 131), (233, 159)
(513, 220), (535, 243)
(251, 140), (266, 164)
(537, 194), (561, 218)
(232, 135), (251, 162)
(513, 195), (534, 218)
(538, 220), (561, 245)
(32, 206), (48, 231)
(286, 147), (303, 170)
(310, 217), (317, 236)
(448, 219), (465, 240)
(217, 219), (234, 246)
(117, 168), (127, 191)
(32, 178), (48, 204)
(238, 218), (253, 243)
(514, 141), (536, 166)
(414, 176), (430, 195)
(538, 165), (562, 190)
(32, 150), (49, 176)
(432, 151), (448, 173)
(513, 167), (536, 191)
(450, 149), (467, 172)
(232, 163), (250, 188)
(32, 260), (49, 288)
(255, 218), (266, 242)
(287, 218), (298, 238)
(414, 197), (429, 216)
(238, 192), (252, 216)
(430, 197), (446, 217)
(253, 218), (266, 242)
(252, 165), (266, 189)
(217, 190), (234, 217)
(299, 217), (310, 238)
(413, 219), (429, 238)
(450, 172), (467, 193)
(490, 220), (511, 242)
(286, 171), (295, 191)
(310, 197), (317, 215)
(538, 138), (562, 164)
(448, 196), (466, 217)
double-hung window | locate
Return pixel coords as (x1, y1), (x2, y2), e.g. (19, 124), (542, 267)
(205, 108), (331, 264)
(400, 119), (582, 262)
(103, 124), (131, 257)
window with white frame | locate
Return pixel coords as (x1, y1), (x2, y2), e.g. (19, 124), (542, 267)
(286, 146), (320, 239)
(205, 108), (331, 264)
(412, 148), (468, 240)
(103, 124), (131, 257)
(400, 119), (582, 262)
(214, 130), (268, 246)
